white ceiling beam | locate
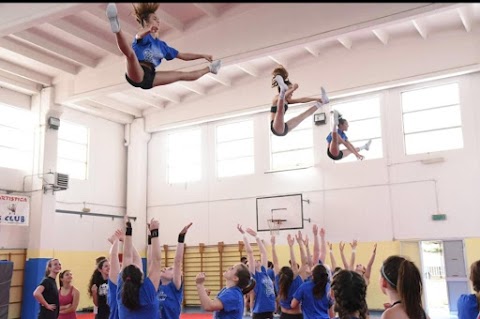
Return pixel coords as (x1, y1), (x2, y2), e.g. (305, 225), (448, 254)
(151, 90), (181, 104)
(304, 46), (319, 57)
(206, 73), (231, 87)
(0, 59), (52, 86)
(457, 7), (473, 32)
(268, 56), (287, 67)
(0, 71), (42, 95)
(412, 19), (428, 39)
(88, 96), (142, 118)
(235, 64), (259, 77)
(372, 29), (389, 45)
(13, 31), (98, 68)
(337, 36), (352, 50)
(193, 3), (220, 18)
(0, 37), (78, 74)
(65, 101), (134, 124)
(130, 88), (177, 106)
(0, 3), (92, 37)
(120, 91), (164, 110)
(85, 5), (139, 37)
(177, 82), (207, 96)
(49, 19), (122, 56)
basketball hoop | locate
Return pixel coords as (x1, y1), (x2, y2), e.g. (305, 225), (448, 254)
(267, 219), (287, 236)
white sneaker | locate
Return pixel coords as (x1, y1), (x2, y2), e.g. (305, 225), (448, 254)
(274, 75), (288, 93)
(364, 139), (372, 151)
(106, 3), (121, 34)
(209, 60), (222, 74)
(321, 87), (330, 104)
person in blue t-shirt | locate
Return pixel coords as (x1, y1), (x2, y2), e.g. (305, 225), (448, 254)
(237, 225), (276, 319)
(330, 270), (367, 319)
(457, 260), (480, 319)
(105, 3), (222, 90)
(116, 218), (163, 319)
(106, 229), (123, 319)
(271, 234), (308, 319)
(291, 264), (334, 319)
(327, 110), (371, 161)
(156, 222), (192, 319)
(270, 65), (330, 137)
(195, 262), (256, 319)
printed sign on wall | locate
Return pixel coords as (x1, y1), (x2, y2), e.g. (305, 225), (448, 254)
(0, 195), (29, 226)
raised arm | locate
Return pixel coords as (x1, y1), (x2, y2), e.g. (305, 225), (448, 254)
(302, 234), (313, 268)
(238, 224), (256, 274)
(108, 229), (122, 285)
(148, 218), (162, 291)
(195, 272), (224, 311)
(319, 227), (327, 264)
(312, 224), (320, 265)
(121, 217), (134, 271)
(327, 242), (337, 270)
(349, 240), (358, 271)
(364, 243), (377, 281)
(295, 231), (309, 267)
(271, 235), (280, 275)
(174, 222), (193, 290)
(147, 223), (152, 274)
(246, 227), (268, 268)
(339, 242), (350, 270)
(287, 234), (299, 275)
(177, 52), (212, 62)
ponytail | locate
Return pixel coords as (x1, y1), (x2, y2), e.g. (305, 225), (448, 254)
(397, 260), (424, 319)
(242, 277), (256, 295)
(312, 264), (329, 299)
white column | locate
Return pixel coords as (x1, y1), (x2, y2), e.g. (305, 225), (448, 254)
(125, 118), (151, 250)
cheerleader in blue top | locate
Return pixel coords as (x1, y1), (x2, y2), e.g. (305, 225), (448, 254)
(156, 222), (192, 319)
(291, 264), (334, 319)
(105, 3), (221, 90)
(106, 230), (122, 319)
(457, 260), (480, 319)
(116, 218), (163, 319)
(327, 110), (371, 161)
(237, 225), (276, 319)
(195, 263), (256, 319)
(271, 234), (308, 319)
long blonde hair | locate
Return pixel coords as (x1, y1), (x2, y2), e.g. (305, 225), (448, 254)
(44, 258), (59, 277)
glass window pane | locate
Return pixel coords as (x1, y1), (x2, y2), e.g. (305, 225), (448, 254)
(404, 128), (463, 155)
(168, 164), (201, 184)
(216, 121), (253, 143)
(402, 83), (459, 113)
(271, 129), (313, 153)
(334, 97), (380, 121)
(0, 147), (32, 171)
(336, 138), (383, 163)
(217, 139), (253, 161)
(218, 157), (254, 178)
(403, 105), (461, 134)
(345, 118), (382, 141)
(58, 140), (88, 162)
(58, 121), (89, 144)
(272, 149), (313, 171)
(0, 126), (33, 150)
(57, 158), (87, 180)
(0, 104), (33, 129)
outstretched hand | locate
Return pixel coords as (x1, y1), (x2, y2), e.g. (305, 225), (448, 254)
(287, 234), (295, 246)
(237, 224), (245, 234)
(149, 218), (159, 230)
(195, 272), (206, 284)
(179, 222), (193, 235)
(204, 54), (213, 62)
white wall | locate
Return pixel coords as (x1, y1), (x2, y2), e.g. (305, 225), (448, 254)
(147, 71), (480, 246)
(0, 107), (127, 251)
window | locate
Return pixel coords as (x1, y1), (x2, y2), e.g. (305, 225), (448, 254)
(167, 128), (201, 184)
(332, 96), (383, 163)
(57, 121), (89, 180)
(216, 120), (254, 178)
(401, 82), (463, 155)
(270, 106), (314, 170)
(0, 104), (34, 171)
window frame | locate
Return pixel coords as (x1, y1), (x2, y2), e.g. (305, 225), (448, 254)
(166, 126), (202, 184)
(57, 120), (90, 180)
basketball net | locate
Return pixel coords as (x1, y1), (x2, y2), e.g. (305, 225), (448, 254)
(267, 219), (285, 236)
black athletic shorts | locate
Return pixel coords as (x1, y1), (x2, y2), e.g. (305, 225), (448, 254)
(125, 63), (155, 90)
(253, 312), (274, 319)
(327, 147), (344, 160)
(280, 313), (303, 319)
(271, 121), (289, 137)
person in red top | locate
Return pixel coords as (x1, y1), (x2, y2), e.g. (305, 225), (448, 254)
(58, 270), (80, 319)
